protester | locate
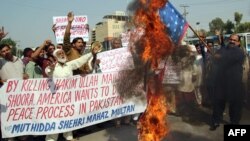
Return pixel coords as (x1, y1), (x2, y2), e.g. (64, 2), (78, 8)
(0, 43), (28, 141)
(45, 46), (101, 141)
(56, 43), (63, 49)
(22, 47), (33, 66)
(195, 32), (207, 65)
(63, 11), (88, 75)
(0, 44), (28, 81)
(23, 40), (56, 78)
(161, 55), (180, 114)
(109, 37), (134, 127)
(24, 47), (43, 78)
(83, 41), (102, 73)
(175, 45), (198, 121)
(111, 37), (122, 49)
(210, 34), (245, 130)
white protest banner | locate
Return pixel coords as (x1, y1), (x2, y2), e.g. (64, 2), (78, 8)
(97, 47), (135, 73)
(121, 31), (131, 47)
(121, 28), (144, 48)
(0, 72), (146, 138)
(53, 15), (89, 44)
(161, 57), (180, 84)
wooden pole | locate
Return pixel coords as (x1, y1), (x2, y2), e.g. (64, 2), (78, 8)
(188, 25), (211, 53)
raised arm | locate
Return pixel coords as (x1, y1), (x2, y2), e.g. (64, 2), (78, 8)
(63, 12), (74, 54)
(0, 26), (8, 41)
(31, 40), (51, 59)
(69, 46), (102, 70)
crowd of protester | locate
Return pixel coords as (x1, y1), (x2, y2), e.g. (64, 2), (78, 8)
(1, 11), (250, 141)
(162, 31), (249, 131)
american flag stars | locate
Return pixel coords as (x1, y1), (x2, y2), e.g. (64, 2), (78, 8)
(159, 1), (189, 45)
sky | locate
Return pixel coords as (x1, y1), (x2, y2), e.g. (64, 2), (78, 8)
(0, 0), (249, 49)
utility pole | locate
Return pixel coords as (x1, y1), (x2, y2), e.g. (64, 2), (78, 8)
(180, 4), (189, 20)
(180, 4), (189, 37)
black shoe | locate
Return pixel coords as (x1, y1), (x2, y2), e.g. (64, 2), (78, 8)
(209, 123), (220, 131)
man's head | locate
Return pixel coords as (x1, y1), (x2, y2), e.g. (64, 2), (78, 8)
(91, 41), (102, 54)
(195, 44), (202, 54)
(35, 47), (45, 58)
(45, 43), (55, 56)
(111, 37), (122, 49)
(53, 49), (67, 64)
(228, 34), (240, 47)
(72, 37), (86, 52)
(0, 44), (13, 61)
(207, 41), (214, 50)
(198, 32), (206, 43)
(23, 47), (33, 58)
(56, 43), (63, 49)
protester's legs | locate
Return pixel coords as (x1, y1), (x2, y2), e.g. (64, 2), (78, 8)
(63, 131), (73, 141)
(170, 90), (176, 113)
(182, 91), (197, 119)
(45, 134), (59, 141)
(229, 99), (243, 124)
(212, 99), (226, 124)
(175, 91), (184, 115)
(163, 85), (176, 113)
(115, 118), (121, 127)
(194, 87), (202, 105)
(124, 116), (131, 124)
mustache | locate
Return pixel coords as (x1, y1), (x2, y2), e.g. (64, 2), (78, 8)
(228, 42), (236, 48)
(5, 53), (13, 61)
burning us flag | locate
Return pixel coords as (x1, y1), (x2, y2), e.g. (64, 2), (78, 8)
(126, 0), (190, 141)
(159, 1), (189, 45)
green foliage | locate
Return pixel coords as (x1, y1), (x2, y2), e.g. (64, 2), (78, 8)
(224, 20), (234, 34)
(234, 12), (243, 33)
(234, 12), (243, 25)
(208, 12), (249, 34)
(209, 17), (225, 34)
(238, 22), (250, 33)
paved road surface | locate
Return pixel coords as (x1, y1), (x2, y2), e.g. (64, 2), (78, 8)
(76, 106), (250, 141)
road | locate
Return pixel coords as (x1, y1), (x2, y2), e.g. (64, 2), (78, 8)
(76, 106), (250, 141)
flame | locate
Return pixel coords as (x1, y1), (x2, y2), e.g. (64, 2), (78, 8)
(138, 87), (169, 141)
(133, 0), (173, 70)
(128, 0), (173, 141)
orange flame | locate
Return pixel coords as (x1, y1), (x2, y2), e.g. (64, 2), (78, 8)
(138, 87), (169, 141)
(133, 0), (173, 70)
(130, 0), (173, 141)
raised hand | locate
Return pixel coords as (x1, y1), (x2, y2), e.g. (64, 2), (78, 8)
(52, 24), (57, 33)
(67, 11), (74, 23)
(215, 29), (221, 36)
(0, 26), (8, 41)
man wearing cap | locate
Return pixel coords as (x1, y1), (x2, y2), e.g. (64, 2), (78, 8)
(45, 46), (101, 141)
(45, 44), (101, 78)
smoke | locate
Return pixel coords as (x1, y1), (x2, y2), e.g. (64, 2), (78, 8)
(115, 0), (173, 100)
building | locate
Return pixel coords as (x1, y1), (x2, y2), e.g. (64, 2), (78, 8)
(92, 11), (129, 50)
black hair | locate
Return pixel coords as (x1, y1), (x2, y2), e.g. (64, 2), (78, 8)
(0, 43), (11, 50)
(23, 47), (33, 57)
(44, 43), (55, 51)
(72, 37), (85, 44)
(207, 41), (214, 45)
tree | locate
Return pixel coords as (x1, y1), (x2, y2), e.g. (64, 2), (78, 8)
(234, 12), (243, 32)
(0, 38), (17, 55)
(224, 20), (235, 34)
(238, 22), (250, 33)
(209, 17), (225, 34)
